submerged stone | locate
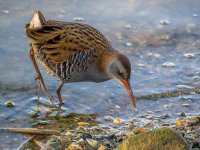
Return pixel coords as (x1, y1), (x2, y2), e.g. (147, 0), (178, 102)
(5, 100), (15, 107)
(117, 128), (189, 150)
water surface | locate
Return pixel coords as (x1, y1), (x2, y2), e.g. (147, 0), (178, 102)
(0, 0), (200, 149)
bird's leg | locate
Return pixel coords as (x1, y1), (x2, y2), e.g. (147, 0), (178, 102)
(29, 48), (55, 105)
(56, 81), (65, 106)
(37, 79), (42, 100)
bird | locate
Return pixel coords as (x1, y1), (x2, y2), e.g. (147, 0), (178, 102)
(25, 11), (137, 109)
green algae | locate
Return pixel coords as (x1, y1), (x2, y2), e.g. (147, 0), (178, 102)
(117, 128), (189, 150)
(31, 113), (99, 131)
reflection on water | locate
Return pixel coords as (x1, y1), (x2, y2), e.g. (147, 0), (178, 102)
(0, 0), (200, 149)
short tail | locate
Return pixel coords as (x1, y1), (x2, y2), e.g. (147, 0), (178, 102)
(29, 10), (46, 29)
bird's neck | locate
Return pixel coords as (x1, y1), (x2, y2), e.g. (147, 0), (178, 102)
(99, 51), (118, 78)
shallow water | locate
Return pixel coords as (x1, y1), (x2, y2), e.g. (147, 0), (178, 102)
(0, 0), (200, 149)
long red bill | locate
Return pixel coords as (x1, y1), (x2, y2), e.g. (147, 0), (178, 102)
(121, 80), (137, 110)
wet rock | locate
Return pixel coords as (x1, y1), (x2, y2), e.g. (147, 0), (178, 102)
(82, 133), (92, 140)
(5, 100), (15, 107)
(68, 142), (83, 150)
(179, 112), (186, 117)
(117, 128), (189, 150)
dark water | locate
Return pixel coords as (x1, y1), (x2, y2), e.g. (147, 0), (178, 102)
(0, 0), (200, 149)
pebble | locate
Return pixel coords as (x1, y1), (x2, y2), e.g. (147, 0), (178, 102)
(137, 63), (145, 67)
(98, 145), (106, 150)
(59, 10), (66, 14)
(115, 32), (123, 40)
(154, 53), (161, 58)
(186, 23), (197, 31)
(147, 111), (154, 114)
(126, 42), (132, 47)
(72, 17), (84, 21)
(78, 122), (89, 126)
(146, 115), (154, 119)
(161, 34), (171, 40)
(133, 128), (149, 134)
(162, 62), (176, 67)
(107, 134), (117, 140)
(78, 138), (84, 143)
(179, 112), (186, 117)
(182, 103), (190, 107)
(176, 85), (193, 89)
(68, 142), (83, 150)
(65, 131), (74, 137)
(104, 116), (114, 122)
(184, 53), (195, 59)
(5, 100), (15, 107)
(117, 137), (123, 142)
(115, 105), (121, 109)
(162, 123), (170, 126)
(86, 138), (98, 148)
(124, 24), (132, 29)
(193, 13), (198, 17)
(2, 10), (10, 14)
(27, 110), (39, 118)
(187, 116), (199, 125)
(43, 108), (54, 115)
(159, 19), (170, 25)
(163, 103), (176, 110)
(113, 118), (124, 124)
(162, 113), (170, 119)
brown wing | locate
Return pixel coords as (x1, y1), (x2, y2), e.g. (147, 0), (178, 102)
(25, 22), (111, 63)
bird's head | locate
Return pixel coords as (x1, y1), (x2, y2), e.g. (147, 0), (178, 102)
(103, 52), (137, 110)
